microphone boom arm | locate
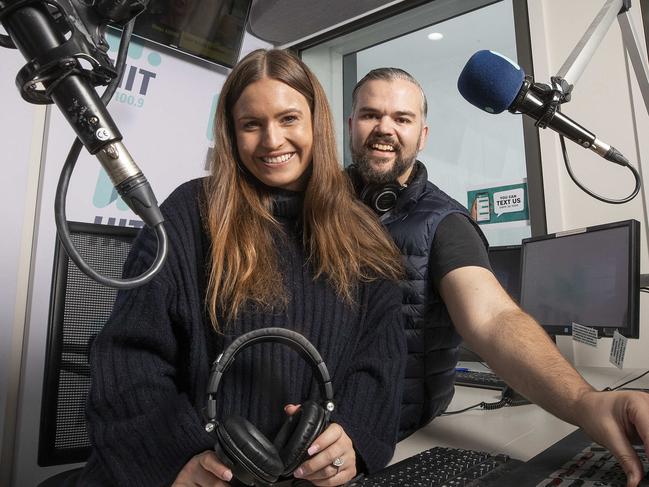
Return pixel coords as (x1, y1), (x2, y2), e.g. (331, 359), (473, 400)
(549, 0), (649, 281)
(553, 0), (649, 117)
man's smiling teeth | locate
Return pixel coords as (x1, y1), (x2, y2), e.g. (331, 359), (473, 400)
(371, 143), (395, 152)
(262, 153), (294, 163)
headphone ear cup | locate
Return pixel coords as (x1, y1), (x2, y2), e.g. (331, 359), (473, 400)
(216, 416), (284, 485)
(214, 441), (256, 486)
(273, 400), (327, 475)
(360, 183), (402, 214)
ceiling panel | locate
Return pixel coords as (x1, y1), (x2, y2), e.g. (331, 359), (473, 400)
(248, 0), (401, 44)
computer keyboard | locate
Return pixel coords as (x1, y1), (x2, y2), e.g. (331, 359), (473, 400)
(344, 428), (649, 487)
(454, 369), (507, 390)
(346, 446), (523, 486)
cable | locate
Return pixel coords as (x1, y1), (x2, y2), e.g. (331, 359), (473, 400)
(442, 402), (485, 415)
(54, 19), (168, 289)
(561, 134), (641, 204)
(603, 370), (649, 392)
(441, 398), (511, 415)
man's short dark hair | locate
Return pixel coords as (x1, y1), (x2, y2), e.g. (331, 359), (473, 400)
(351, 67), (428, 119)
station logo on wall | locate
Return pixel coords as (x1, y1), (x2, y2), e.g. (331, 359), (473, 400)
(203, 92), (220, 171)
(106, 30), (162, 109)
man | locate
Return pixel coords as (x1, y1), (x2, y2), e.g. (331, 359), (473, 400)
(348, 67), (649, 486)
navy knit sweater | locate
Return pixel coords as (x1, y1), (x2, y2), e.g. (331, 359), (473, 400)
(78, 178), (406, 486)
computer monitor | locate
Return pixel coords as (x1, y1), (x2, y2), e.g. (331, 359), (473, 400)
(126, 0), (252, 68)
(519, 219), (640, 338)
(488, 245), (522, 304)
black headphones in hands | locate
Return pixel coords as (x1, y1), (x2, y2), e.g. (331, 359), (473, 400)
(205, 328), (335, 486)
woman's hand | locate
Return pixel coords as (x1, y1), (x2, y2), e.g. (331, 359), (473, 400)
(172, 450), (233, 487)
(285, 404), (357, 486)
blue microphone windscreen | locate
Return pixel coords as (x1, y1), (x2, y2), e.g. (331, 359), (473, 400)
(457, 50), (525, 114)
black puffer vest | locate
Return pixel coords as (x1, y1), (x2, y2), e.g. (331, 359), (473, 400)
(360, 162), (487, 440)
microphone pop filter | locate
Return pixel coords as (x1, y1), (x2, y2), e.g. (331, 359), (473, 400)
(457, 50), (525, 114)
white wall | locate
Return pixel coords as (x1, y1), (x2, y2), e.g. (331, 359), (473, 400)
(0, 48), (47, 485)
(528, 0), (649, 368)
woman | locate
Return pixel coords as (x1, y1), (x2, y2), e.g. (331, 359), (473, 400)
(78, 49), (406, 487)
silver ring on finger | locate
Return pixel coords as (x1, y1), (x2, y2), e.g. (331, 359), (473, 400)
(332, 456), (344, 474)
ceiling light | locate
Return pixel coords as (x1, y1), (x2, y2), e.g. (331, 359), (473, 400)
(427, 32), (444, 41)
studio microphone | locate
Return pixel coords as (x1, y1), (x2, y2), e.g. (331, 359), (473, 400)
(1, 0), (163, 228)
(1, 0), (169, 288)
(457, 50), (629, 166)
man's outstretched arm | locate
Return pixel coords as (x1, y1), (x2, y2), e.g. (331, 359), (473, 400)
(440, 265), (649, 487)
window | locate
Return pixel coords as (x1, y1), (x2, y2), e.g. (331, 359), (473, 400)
(296, 0), (545, 245)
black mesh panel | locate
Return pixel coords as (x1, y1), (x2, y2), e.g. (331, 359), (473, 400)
(38, 223), (138, 466)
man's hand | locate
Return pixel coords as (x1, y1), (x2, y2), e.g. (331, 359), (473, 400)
(172, 450), (233, 487)
(285, 404), (357, 486)
(576, 390), (649, 487)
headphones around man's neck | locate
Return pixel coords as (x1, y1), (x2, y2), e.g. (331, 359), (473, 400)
(347, 164), (404, 215)
(205, 327), (335, 486)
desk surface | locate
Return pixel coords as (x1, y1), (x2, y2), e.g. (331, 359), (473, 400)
(391, 365), (648, 465)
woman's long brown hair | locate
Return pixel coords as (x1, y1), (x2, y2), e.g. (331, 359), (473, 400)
(204, 49), (402, 329)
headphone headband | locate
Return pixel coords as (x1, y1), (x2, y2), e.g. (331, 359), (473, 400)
(206, 328), (334, 421)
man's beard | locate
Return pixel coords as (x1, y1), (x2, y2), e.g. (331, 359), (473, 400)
(351, 136), (419, 184)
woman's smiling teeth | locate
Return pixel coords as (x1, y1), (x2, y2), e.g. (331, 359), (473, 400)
(371, 143), (395, 152)
(261, 152), (295, 164)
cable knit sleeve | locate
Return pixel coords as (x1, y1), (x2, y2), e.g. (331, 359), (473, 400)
(330, 279), (406, 474)
(82, 181), (215, 487)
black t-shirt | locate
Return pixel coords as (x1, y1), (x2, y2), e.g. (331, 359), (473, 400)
(430, 213), (491, 288)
